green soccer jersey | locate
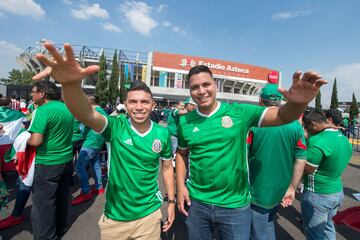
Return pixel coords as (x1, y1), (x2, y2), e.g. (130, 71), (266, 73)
(167, 109), (179, 137)
(249, 120), (306, 209)
(303, 128), (352, 194)
(177, 101), (266, 208)
(100, 115), (172, 221)
(82, 106), (107, 149)
(28, 101), (74, 165)
(72, 119), (84, 142)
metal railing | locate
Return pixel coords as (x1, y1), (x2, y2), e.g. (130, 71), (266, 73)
(350, 125), (360, 152)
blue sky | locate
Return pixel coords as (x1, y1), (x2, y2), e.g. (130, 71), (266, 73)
(0, 0), (359, 107)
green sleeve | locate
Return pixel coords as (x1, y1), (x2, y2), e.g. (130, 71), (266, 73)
(161, 132), (172, 160)
(101, 116), (114, 142)
(233, 103), (266, 128)
(295, 130), (307, 160)
(306, 146), (323, 166)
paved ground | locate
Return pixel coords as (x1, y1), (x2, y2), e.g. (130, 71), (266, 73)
(1, 152), (360, 240)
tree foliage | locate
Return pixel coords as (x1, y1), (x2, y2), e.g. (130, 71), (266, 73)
(315, 91), (322, 112)
(119, 66), (131, 103)
(108, 50), (120, 106)
(350, 92), (359, 118)
(95, 52), (109, 108)
(330, 78), (339, 109)
(7, 69), (35, 85)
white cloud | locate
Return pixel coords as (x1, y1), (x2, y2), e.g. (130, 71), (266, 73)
(63, 0), (72, 5)
(71, 3), (109, 20)
(120, 1), (157, 36)
(0, 0), (45, 20)
(0, 41), (24, 77)
(157, 4), (167, 12)
(320, 63), (360, 105)
(162, 21), (171, 27)
(172, 26), (180, 32)
(102, 22), (121, 33)
(272, 9), (318, 21)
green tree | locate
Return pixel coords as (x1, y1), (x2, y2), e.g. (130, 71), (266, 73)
(6, 69), (35, 85)
(8, 69), (22, 84)
(20, 69), (35, 84)
(315, 91), (322, 112)
(330, 78), (339, 109)
(95, 52), (108, 107)
(108, 50), (120, 106)
(119, 67), (131, 103)
(350, 92), (359, 119)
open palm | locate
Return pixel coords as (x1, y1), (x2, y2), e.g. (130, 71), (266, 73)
(33, 42), (99, 84)
(279, 71), (327, 104)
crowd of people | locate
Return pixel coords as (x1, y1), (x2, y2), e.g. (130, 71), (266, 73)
(0, 41), (356, 240)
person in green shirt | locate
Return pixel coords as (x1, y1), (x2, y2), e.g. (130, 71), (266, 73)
(175, 65), (327, 240)
(71, 96), (107, 205)
(27, 80), (74, 239)
(32, 42), (175, 240)
(248, 84), (306, 240)
(301, 110), (352, 240)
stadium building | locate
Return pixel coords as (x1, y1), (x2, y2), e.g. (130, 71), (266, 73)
(17, 40), (281, 105)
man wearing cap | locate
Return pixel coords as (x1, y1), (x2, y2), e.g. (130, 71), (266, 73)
(32, 42), (175, 239)
(175, 65), (326, 240)
(247, 84), (307, 240)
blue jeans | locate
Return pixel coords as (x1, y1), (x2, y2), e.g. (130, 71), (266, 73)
(76, 147), (102, 193)
(185, 199), (251, 240)
(12, 177), (31, 217)
(250, 204), (278, 240)
(301, 190), (343, 240)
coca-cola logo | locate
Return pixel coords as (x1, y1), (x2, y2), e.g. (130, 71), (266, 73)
(268, 71), (279, 83)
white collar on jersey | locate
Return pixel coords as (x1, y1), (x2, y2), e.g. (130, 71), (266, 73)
(128, 118), (153, 137)
(196, 101), (221, 118)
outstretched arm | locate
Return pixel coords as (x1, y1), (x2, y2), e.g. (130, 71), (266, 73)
(33, 42), (106, 132)
(261, 71), (327, 127)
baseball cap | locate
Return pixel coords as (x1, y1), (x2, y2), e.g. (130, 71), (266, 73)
(260, 84), (282, 101)
(184, 97), (197, 106)
(116, 104), (125, 111)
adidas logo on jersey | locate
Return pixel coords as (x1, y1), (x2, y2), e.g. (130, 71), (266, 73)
(192, 127), (200, 132)
(124, 139), (133, 145)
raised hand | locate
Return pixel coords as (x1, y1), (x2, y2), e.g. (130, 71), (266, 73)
(33, 42), (99, 84)
(278, 71), (327, 105)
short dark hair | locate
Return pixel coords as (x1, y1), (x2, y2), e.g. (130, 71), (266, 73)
(126, 80), (153, 99)
(325, 109), (342, 126)
(303, 110), (327, 126)
(33, 81), (61, 100)
(0, 96), (11, 106)
(187, 65), (213, 82)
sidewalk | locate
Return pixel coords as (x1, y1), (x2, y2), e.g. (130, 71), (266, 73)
(1, 151), (360, 240)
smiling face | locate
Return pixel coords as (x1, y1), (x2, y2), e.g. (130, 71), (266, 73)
(124, 90), (154, 128)
(189, 72), (217, 115)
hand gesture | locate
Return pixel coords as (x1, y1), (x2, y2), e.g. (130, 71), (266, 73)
(33, 42), (99, 84)
(281, 185), (295, 208)
(278, 71), (327, 105)
(162, 203), (175, 232)
(177, 185), (191, 216)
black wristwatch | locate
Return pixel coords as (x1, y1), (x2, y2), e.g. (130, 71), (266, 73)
(168, 199), (176, 204)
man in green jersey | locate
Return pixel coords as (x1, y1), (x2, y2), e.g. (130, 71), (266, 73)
(301, 111), (352, 240)
(32, 42), (175, 239)
(248, 84), (306, 240)
(27, 81), (74, 239)
(175, 65), (326, 240)
(71, 96), (107, 205)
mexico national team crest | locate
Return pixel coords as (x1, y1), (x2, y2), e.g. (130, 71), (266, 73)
(222, 116), (233, 128)
(152, 139), (162, 153)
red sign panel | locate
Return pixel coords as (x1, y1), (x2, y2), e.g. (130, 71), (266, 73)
(153, 51), (279, 82)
